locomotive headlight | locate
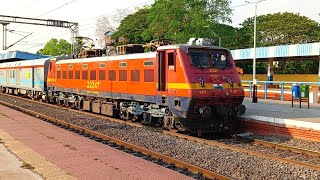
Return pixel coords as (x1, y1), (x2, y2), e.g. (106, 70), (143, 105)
(199, 106), (212, 118)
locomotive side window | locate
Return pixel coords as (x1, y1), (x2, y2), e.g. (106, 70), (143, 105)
(99, 70), (106, 80)
(99, 63), (106, 68)
(131, 70), (140, 82)
(68, 65), (73, 69)
(119, 62), (127, 67)
(57, 71), (61, 79)
(69, 71), (73, 79)
(144, 69), (154, 82)
(144, 61), (154, 66)
(75, 70), (80, 79)
(62, 71), (67, 79)
(82, 64), (88, 69)
(82, 71), (88, 80)
(90, 70), (96, 80)
(57, 65), (61, 69)
(168, 52), (175, 70)
(119, 70), (127, 81)
(108, 70), (116, 81)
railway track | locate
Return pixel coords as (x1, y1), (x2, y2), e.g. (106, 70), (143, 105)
(0, 93), (320, 179)
(0, 97), (230, 180)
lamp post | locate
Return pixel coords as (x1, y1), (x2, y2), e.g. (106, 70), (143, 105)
(245, 0), (266, 103)
(203, 25), (221, 47)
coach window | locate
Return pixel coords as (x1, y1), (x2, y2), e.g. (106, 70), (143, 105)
(90, 70), (96, 80)
(62, 71), (67, 79)
(68, 65), (73, 69)
(168, 52), (175, 71)
(57, 65), (61, 70)
(82, 70), (88, 80)
(68, 71), (73, 79)
(144, 69), (154, 82)
(75, 70), (80, 79)
(119, 70), (127, 81)
(82, 64), (88, 69)
(131, 70), (140, 82)
(57, 71), (61, 79)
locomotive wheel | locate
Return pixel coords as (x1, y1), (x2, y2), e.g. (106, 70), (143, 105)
(142, 113), (151, 125)
(163, 111), (177, 132)
(119, 110), (128, 120)
(129, 113), (140, 122)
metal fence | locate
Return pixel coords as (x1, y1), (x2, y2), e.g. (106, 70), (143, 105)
(242, 80), (320, 101)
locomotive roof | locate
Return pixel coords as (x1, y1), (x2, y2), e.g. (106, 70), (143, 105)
(0, 58), (50, 68)
(157, 44), (230, 52)
(55, 44), (230, 64)
(55, 52), (157, 64)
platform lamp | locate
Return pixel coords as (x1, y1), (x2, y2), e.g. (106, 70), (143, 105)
(245, 0), (266, 103)
(203, 26), (221, 47)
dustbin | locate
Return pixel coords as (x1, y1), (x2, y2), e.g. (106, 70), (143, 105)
(292, 84), (300, 98)
(300, 85), (309, 98)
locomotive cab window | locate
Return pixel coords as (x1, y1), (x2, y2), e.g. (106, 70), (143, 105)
(211, 52), (230, 69)
(190, 51), (210, 68)
(190, 50), (230, 69)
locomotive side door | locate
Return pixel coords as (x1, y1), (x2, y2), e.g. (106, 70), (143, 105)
(158, 51), (167, 91)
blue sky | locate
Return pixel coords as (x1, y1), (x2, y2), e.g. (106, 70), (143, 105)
(0, 0), (319, 53)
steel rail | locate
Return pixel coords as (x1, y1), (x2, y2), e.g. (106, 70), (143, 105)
(0, 99), (232, 180)
(236, 136), (320, 158)
(1, 93), (320, 172)
(164, 131), (320, 171)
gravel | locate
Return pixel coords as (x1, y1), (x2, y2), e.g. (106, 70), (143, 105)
(1, 94), (320, 180)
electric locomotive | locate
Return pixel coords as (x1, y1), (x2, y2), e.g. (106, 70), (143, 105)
(45, 38), (245, 134)
(0, 38), (246, 134)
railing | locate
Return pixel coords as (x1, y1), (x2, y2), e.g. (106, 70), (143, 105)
(241, 80), (320, 101)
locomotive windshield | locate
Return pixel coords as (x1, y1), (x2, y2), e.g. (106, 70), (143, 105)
(190, 50), (230, 69)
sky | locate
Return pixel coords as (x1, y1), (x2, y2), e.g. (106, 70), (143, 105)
(0, 0), (319, 54)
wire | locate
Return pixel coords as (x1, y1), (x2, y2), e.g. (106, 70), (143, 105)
(36, 0), (79, 18)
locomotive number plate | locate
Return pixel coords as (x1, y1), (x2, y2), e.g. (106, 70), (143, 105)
(87, 81), (100, 89)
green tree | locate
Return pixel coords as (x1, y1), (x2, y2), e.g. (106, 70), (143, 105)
(142, 0), (232, 43)
(38, 38), (71, 56)
(238, 12), (320, 74)
(113, 7), (151, 44)
(240, 12), (320, 47)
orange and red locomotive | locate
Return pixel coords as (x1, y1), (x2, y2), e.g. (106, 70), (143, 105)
(0, 38), (246, 134)
(46, 38), (245, 133)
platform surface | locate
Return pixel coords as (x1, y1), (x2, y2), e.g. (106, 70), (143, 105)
(241, 97), (320, 131)
(0, 104), (192, 180)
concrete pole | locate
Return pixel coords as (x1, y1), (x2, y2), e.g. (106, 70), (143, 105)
(267, 58), (274, 81)
(252, 2), (258, 103)
(318, 57), (320, 90)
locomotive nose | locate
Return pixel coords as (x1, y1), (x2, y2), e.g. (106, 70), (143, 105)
(199, 106), (212, 118)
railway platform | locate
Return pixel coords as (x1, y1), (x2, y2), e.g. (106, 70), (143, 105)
(0, 104), (192, 180)
(240, 97), (320, 141)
